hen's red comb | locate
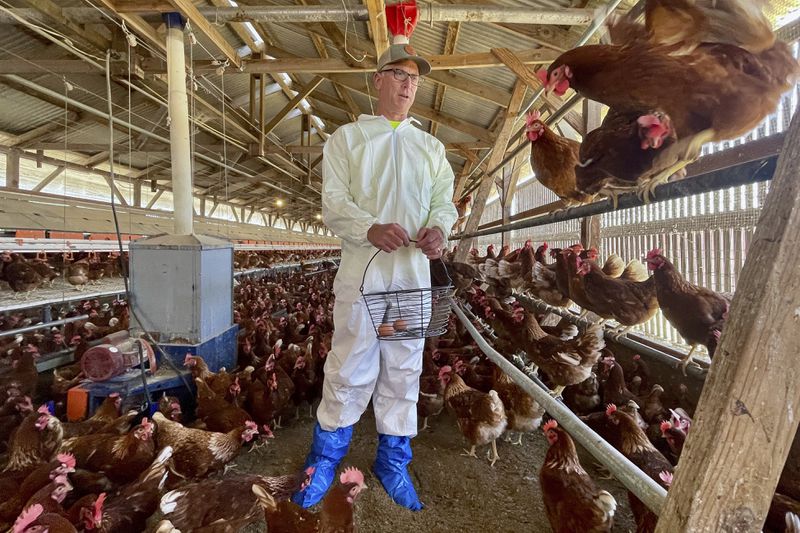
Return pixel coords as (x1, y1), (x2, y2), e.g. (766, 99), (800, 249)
(605, 404), (618, 416)
(13, 504), (44, 533)
(37, 405), (50, 415)
(660, 420), (672, 433)
(340, 466), (364, 486)
(542, 419), (558, 433)
(95, 492), (106, 510)
(646, 248), (663, 259)
(57, 453), (76, 469)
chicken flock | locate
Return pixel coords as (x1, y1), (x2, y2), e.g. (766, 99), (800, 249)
(0, 249), (334, 300)
(445, 241), (729, 374)
(0, 239), (797, 532)
(2, 1), (799, 529)
(0, 251), (357, 533)
(433, 238), (799, 532)
(520, 0), (797, 209)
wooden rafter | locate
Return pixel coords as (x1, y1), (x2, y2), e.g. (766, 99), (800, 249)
(364, 0), (389, 58)
(307, 29), (361, 122)
(431, 21), (461, 137)
(455, 80), (527, 260)
(142, 48), (559, 73)
(31, 165), (64, 193)
(297, 0), (373, 67)
(494, 23), (572, 52)
(19, 0), (109, 51)
(208, 0), (263, 53)
(103, 175), (129, 206)
(257, 73), (324, 145)
(92, 0), (163, 51)
(164, 0), (242, 68)
(491, 47), (545, 93)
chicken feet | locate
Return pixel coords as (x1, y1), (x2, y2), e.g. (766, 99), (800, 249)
(462, 441), (501, 466)
(641, 128), (717, 203)
(487, 439), (500, 466)
(461, 445), (478, 459)
(420, 416), (430, 431)
(678, 345), (703, 376)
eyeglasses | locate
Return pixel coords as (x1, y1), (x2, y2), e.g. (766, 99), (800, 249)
(379, 68), (424, 86)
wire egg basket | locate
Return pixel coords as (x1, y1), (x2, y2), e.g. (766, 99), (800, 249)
(360, 249), (454, 340)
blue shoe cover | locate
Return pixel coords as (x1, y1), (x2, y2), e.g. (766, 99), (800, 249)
(372, 434), (424, 511)
(292, 423), (353, 508)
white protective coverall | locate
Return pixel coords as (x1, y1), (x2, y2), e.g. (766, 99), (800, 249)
(318, 114), (458, 437)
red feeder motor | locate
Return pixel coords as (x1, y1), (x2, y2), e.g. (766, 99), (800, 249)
(80, 330), (157, 381)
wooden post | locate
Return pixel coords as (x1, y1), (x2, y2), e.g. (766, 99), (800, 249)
(500, 165), (511, 248)
(653, 113), (800, 532)
(455, 81), (527, 261)
(6, 148), (20, 189)
(199, 196), (206, 216)
(580, 99), (602, 250)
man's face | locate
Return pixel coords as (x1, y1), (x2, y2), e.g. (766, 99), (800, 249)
(374, 59), (420, 116)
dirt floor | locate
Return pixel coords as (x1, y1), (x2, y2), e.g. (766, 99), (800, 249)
(234, 407), (637, 533)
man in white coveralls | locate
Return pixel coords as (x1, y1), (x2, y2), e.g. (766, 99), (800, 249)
(292, 42), (458, 511)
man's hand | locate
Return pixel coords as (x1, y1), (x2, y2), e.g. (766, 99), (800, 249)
(367, 223), (410, 253)
(416, 227), (445, 259)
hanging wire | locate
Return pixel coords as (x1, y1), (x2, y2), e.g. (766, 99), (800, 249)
(104, 50), (129, 295)
(220, 67), (231, 238)
(62, 77), (70, 267)
(339, 0), (367, 62)
(126, 37), (134, 235)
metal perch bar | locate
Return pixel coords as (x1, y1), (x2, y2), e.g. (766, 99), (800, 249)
(453, 155), (777, 241)
(450, 300), (668, 515)
(0, 314), (90, 339)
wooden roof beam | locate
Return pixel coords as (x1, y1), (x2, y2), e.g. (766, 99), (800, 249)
(455, 80), (527, 260)
(18, 0), (109, 52)
(260, 76), (324, 138)
(431, 20), (461, 137)
(307, 27), (361, 122)
(364, 0), (389, 58)
(141, 48), (558, 73)
(91, 0), (164, 52)
(165, 0), (242, 68)
(208, 0), (263, 54)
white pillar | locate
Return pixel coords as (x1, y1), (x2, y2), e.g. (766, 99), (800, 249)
(164, 13), (194, 235)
